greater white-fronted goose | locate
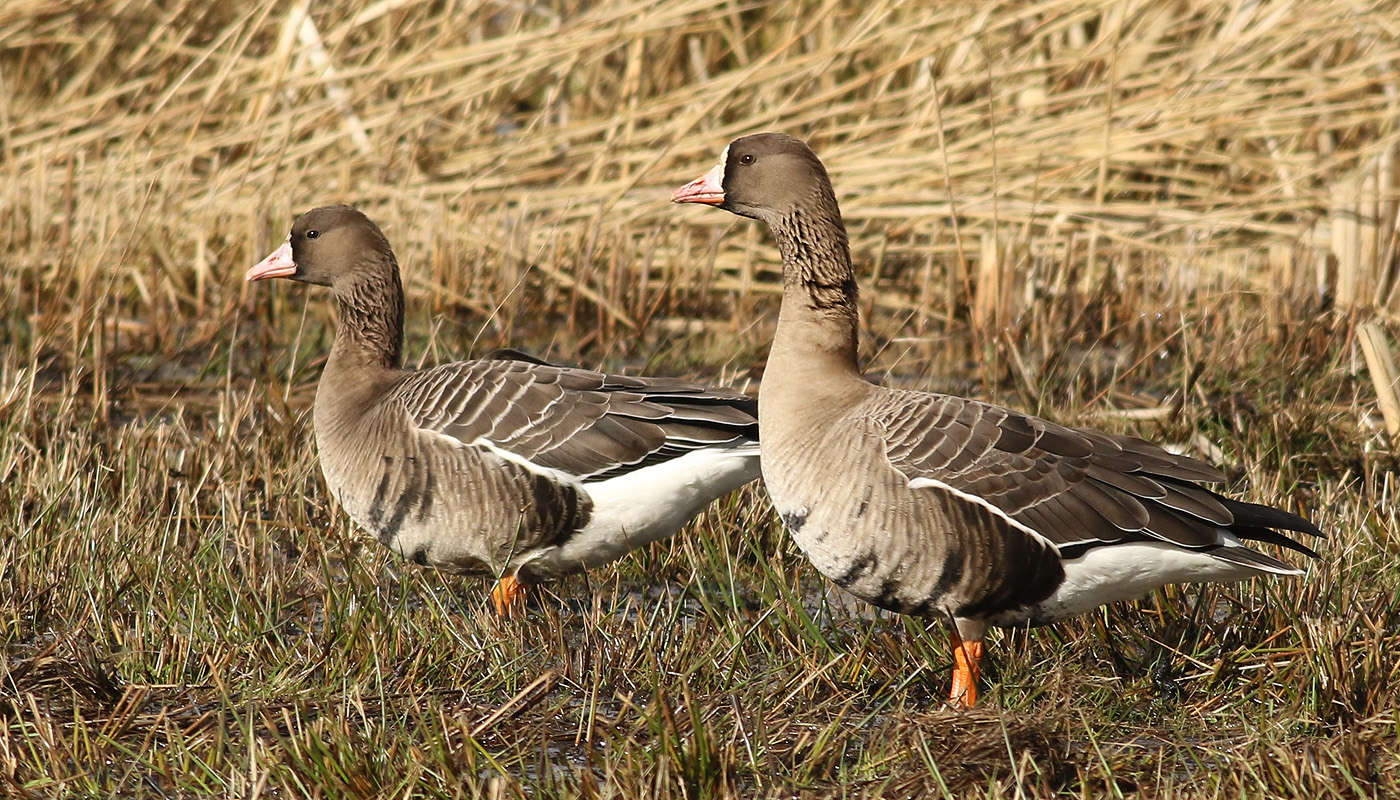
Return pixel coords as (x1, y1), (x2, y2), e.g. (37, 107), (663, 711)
(673, 133), (1322, 707)
(247, 205), (761, 613)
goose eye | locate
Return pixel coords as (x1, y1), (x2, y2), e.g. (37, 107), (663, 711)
(739, 154), (755, 165)
(306, 230), (320, 240)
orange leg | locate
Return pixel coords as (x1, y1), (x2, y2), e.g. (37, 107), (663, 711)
(490, 573), (528, 617)
(948, 630), (984, 708)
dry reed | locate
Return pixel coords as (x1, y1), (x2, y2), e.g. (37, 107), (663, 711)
(4, 0), (1400, 329)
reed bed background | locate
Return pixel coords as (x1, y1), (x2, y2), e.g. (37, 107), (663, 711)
(3, 0), (1400, 797)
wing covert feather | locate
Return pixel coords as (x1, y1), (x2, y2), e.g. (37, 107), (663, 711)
(389, 357), (757, 481)
(868, 390), (1310, 555)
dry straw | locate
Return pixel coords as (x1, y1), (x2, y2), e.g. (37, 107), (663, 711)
(1359, 320), (1400, 441)
(2, 0), (1399, 341)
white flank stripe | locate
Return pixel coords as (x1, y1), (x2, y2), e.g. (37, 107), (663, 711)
(468, 436), (578, 485)
(906, 475), (1059, 551)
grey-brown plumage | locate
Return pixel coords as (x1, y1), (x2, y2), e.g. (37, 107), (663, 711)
(247, 205), (761, 598)
(673, 133), (1322, 706)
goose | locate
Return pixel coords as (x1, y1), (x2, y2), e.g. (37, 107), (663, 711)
(672, 133), (1322, 707)
(247, 205), (761, 614)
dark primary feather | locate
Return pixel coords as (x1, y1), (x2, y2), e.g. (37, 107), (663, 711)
(479, 347), (553, 366)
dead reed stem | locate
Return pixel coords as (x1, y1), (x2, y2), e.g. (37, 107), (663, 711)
(2, 1), (1398, 320)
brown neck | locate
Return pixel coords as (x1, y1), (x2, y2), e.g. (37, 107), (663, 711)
(327, 257), (405, 373)
(766, 200), (862, 379)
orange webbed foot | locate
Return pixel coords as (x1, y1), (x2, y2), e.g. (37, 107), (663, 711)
(949, 632), (984, 709)
(491, 573), (528, 617)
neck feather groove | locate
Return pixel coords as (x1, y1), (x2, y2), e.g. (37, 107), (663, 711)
(770, 202), (857, 313)
(330, 258), (404, 370)
(766, 194), (861, 375)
